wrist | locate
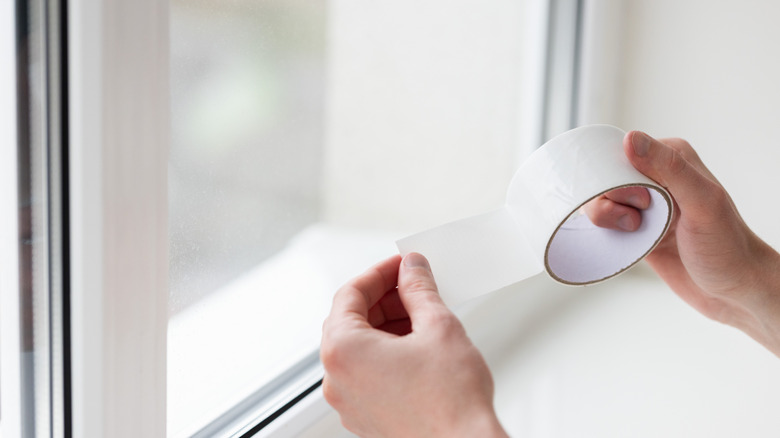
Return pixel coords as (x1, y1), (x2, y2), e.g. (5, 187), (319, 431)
(738, 239), (780, 357)
(447, 408), (508, 438)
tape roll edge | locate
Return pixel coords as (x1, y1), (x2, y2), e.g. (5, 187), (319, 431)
(543, 182), (674, 286)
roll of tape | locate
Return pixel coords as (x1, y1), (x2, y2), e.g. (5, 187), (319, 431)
(396, 125), (673, 307)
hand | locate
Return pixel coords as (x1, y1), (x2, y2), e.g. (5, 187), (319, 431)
(585, 131), (780, 356)
(320, 253), (508, 438)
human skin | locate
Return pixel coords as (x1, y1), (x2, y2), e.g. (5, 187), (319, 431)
(320, 252), (509, 438)
(584, 131), (780, 356)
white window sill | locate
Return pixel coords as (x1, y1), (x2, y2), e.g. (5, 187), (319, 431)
(277, 266), (780, 437)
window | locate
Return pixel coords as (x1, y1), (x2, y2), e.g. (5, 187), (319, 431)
(167, 2), (331, 434)
(3, 0), (580, 436)
(166, 0), (566, 435)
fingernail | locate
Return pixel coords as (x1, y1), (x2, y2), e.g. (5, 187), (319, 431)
(633, 132), (651, 157)
(403, 252), (430, 269)
(617, 215), (635, 231)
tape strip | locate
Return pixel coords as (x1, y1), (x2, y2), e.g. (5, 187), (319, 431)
(396, 125), (673, 307)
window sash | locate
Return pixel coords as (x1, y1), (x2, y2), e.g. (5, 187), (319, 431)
(68, 0), (168, 436)
(1, 0), (23, 435)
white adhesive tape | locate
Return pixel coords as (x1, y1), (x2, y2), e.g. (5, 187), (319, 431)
(396, 125), (673, 307)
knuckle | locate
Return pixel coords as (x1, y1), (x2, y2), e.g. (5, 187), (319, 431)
(665, 147), (689, 177)
(584, 198), (617, 229)
(405, 276), (438, 295)
(428, 310), (465, 338)
(332, 285), (350, 304)
(587, 211), (610, 229)
(321, 378), (342, 408)
(320, 332), (350, 373)
(596, 198), (617, 218)
(319, 341), (339, 371)
(320, 327), (365, 376)
(684, 178), (730, 225)
(664, 138), (701, 163)
(706, 182), (730, 208)
(661, 137), (691, 151)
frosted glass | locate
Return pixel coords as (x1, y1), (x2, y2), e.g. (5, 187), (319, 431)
(169, 0), (327, 314)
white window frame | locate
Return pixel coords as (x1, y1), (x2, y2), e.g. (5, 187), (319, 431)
(1, 1), (23, 436)
(0, 0), (602, 436)
(68, 0), (168, 436)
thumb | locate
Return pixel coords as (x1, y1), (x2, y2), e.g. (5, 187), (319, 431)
(397, 253), (455, 329)
(624, 131), (720, 217)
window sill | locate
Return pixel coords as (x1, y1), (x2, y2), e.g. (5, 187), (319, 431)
(279, 265), (780, 437)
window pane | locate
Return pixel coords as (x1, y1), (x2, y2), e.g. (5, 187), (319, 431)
(169, 0), (327, 314)
(168, 0), (529, 435)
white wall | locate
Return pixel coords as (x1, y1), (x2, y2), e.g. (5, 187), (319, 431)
(323, 0), (530, 234)
(614, 0), (780, 246)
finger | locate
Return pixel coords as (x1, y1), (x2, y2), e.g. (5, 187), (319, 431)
(658, 137), (719, 183)
(367, 289), (409, 328)
(329, 255), (401, 324)
(396, 252), (457, 330)
(582, 196), (642, 231)
(624, 131), (721, 217)
(376, 318), (412, 336)
(604, 186), (651, 209)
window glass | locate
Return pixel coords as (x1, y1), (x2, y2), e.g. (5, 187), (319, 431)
(169, 0), (327, 314)
(168, 0), (529, 435)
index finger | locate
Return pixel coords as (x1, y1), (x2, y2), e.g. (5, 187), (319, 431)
(329, 254), (401, 325)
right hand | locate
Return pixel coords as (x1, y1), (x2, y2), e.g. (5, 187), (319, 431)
(320, 253), (508, 438)
(585, 131), (780, 356)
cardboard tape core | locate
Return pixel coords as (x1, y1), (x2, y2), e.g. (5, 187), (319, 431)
(545, 185), (672, 284)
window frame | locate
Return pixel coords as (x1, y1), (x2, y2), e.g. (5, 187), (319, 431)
(3, 0), (71, 435)
(1, 1), (23, 436)
(2, 0), (597, 436)
(68, 0), (168, 436)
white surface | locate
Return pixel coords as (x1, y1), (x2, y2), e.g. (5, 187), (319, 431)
(492, 272), (780, 437)
(1, 0), (21, 434)
(69, 0), (169, 436)
(324, 0), (529, 233)
(254, 386), (333, 438)
(296, 270), (780, 437)
(612, 0), (780, 247)
(397, 126), (671, 306)
(68, 0), (104, 435)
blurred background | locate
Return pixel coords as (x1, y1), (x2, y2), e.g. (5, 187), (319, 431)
(167, 0), (780, 436)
